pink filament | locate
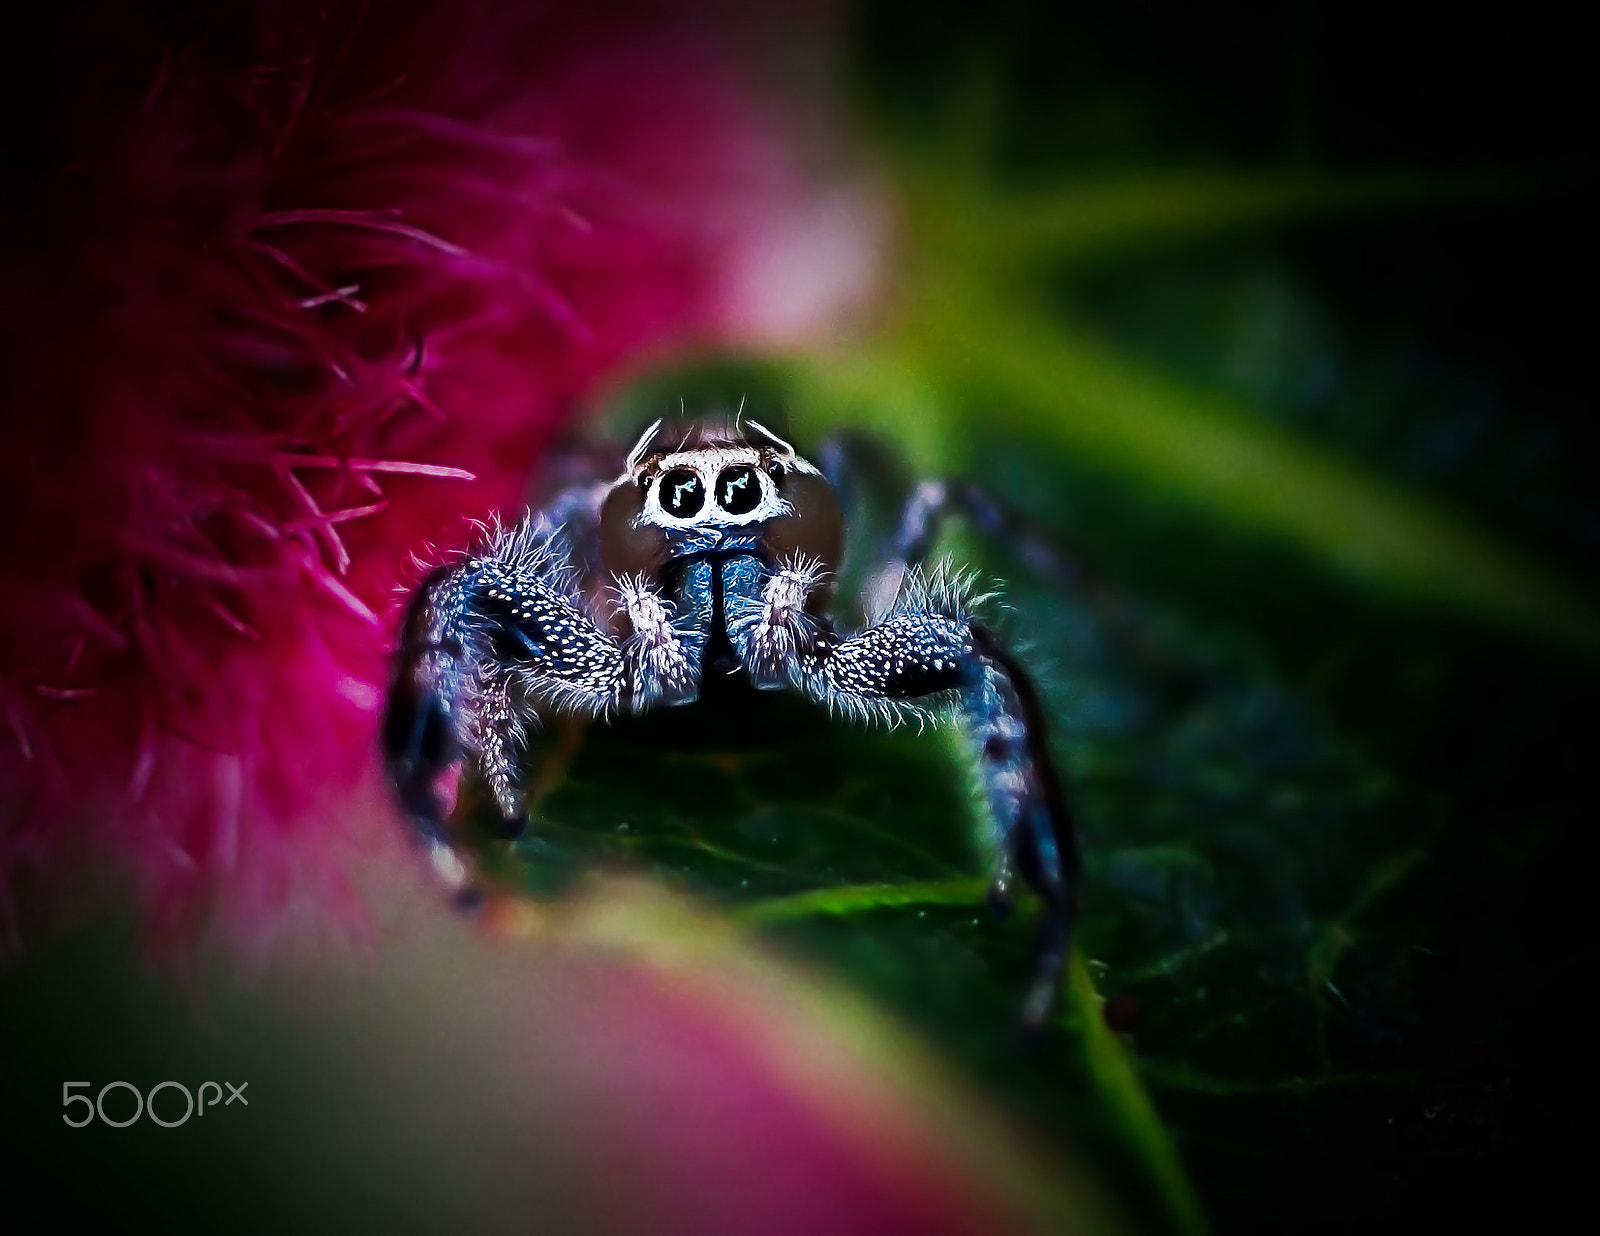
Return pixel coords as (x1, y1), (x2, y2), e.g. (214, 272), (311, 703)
(0, 0), (837, 960)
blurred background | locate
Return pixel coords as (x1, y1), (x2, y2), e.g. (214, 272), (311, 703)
(1, 2), (1594, 1232)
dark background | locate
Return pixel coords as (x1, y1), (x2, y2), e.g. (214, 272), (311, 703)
(850, 3), (1597, 1231)
(3, 3), (1596, 1233)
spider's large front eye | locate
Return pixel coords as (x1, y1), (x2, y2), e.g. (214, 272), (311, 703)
(715, 465), (762, 516)
(659, 468), (706, 518)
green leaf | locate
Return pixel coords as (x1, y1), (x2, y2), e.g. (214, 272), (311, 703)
(897, 168), (1498, 273)
(487, 60), (1592, 1231)
(454, 458), (1443, 1235)
(798, 309), (1600, 651)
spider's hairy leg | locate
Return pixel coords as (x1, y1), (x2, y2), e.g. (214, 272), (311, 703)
(789, 584), (1078, 1030)
(531, 476), (617, 585)
(965, 623), (1079, 1030)
(384, 560), (480, 857)
(866, 478), (1089, 620)
(383, 528), (641, 879)
(462, 667), (529, 835)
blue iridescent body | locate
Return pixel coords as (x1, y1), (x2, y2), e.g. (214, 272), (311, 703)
(383, 417), (1077, 1027)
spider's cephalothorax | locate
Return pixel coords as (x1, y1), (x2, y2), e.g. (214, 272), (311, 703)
(383, 417), (1078, 1027)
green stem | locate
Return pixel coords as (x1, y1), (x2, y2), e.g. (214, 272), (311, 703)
(1070, 955), (1212, 1236)
(736, 878), (988, 926)
(740, 880), (1212, 1236)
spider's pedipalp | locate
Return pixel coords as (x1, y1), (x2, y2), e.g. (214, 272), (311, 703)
(614, 573), (700, 708)
(728, 554), (828, 689)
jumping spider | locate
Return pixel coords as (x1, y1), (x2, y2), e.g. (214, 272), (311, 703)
(383, 416), (1078, 1027)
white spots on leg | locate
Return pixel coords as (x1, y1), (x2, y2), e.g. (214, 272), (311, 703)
(464, 672), (527, 823)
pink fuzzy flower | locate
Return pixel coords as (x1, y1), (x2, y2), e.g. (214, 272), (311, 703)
(0, 0), (863, 959)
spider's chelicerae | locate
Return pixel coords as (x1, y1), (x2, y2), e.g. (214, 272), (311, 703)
(383, 416), (1078, 1027)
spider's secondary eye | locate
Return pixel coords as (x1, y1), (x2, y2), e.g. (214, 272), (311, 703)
(716, 465), (762, 515)
(637, 472), (652, 491)
(659, 468), (705, 518)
